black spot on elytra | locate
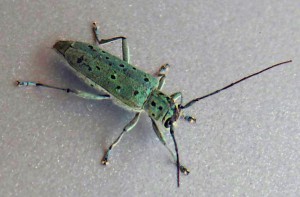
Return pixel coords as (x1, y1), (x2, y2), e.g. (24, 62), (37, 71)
(152, 113), (155, 117)
(116, 86), (121, 90)
(109, 62), (113, 66)
(144, 78), (149, 82)
(88, 45), (96, 51)
(151, 101), (156, 106)
(90, 84), (94, 87)
(158, 106), (163, 110)
(111, 75), (116, 79)
(82, 63), (92, 71)
(133, 67), (136, 70)
(96, 66), (100, 70)
(134, 90), (139, 95)
(102, 51), (106, 53)
(77, 55), (84, 63)
(105, 57), (109, 60)
(119, 64), (125, 67)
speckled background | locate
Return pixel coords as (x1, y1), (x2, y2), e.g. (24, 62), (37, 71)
(1, 0), (299, 196)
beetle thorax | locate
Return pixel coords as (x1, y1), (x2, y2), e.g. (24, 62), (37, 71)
(144, 89), (177, 124)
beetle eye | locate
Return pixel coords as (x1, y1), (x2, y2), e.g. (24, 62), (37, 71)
(164, 118), (171, 128)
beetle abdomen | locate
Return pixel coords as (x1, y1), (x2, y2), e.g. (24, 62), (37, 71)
(54, 41), (159, 109)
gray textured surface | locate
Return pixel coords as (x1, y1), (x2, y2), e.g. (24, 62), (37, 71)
(1, 0), (299, 196)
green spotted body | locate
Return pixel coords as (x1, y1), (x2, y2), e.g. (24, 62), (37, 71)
(55, 41), (159, 111)
(18, 22), (291, 187)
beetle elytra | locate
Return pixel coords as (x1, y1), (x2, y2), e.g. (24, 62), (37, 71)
(17, 22), (292, 187)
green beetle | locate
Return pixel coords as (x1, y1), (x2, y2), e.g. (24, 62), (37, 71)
(17, 22), (291, 187)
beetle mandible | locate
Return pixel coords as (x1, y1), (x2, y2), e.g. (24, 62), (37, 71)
(17, 22), (292, 187)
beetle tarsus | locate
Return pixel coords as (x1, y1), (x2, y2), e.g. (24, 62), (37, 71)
(180, 165), (190, 175)
(184, 116), (196, 123)
(101, 157), (109, 165)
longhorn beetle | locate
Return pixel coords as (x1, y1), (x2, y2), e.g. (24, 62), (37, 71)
(17, 22), (292, 187)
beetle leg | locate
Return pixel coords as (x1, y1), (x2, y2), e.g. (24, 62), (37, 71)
(150, 118), (190, 175)
(157, 63), (170, 90)
(170, 92), (183, 104)
(101, 112), (140, 165)
(92, 22), (130, 63)
(16, 81), (110, 100)
(157, 76), (166, 90)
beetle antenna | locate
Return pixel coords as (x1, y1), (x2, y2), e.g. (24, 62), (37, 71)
(170, 124), (180, 187)
(181, 60), (292, 109)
